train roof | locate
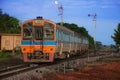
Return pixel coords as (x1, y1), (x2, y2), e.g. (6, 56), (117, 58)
(21, 17), (88, 39)
(56, 25), (74, 34)
(56, 24), (88, 38)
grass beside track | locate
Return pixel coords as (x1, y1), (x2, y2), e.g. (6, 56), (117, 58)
(0, 51), (11, 61)
(0, 50), (21, 61)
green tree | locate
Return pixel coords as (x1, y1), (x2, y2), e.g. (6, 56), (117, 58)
(88, 35), (94, 49)
(112, 23), (120, 46)
(0, 9), (20, 33)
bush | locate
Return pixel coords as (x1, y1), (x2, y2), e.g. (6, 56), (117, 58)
(0, 50), (12, 60)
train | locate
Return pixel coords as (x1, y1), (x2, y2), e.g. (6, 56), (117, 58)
(21, 17), (89, 62)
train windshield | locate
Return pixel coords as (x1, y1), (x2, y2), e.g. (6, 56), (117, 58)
(44, 23), (54, 40)
(23, 23), (32, 40)
(35, 27), (43, 40)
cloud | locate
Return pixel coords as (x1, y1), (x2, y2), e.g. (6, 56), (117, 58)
(99, 0), (120, 8)
(59, 0), (120, 9)
(0, 0), (58, 20)
(62, 0), (97, 9)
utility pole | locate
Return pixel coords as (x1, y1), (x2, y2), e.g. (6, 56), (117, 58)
(88, 13), (97, 54)
(55, 0), (63, 26)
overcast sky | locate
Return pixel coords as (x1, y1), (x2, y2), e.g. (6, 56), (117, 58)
(0, 0), (120, 45)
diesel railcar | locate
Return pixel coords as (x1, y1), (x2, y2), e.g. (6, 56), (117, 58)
(21, 17), (89, 62)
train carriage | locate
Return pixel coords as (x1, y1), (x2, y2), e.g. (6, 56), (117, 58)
(21, 17), (89, 62)
(55, 25), (75, 58)
(21, 17), (56, 62)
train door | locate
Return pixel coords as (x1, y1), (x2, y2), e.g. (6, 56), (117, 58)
(34, 27), (43, 51)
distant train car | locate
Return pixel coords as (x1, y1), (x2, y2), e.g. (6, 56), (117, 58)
(0, 34), (21, 51)
(21, 17), (89, 62)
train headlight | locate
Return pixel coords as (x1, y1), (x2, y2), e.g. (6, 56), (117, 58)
(50, 48), (53, 51)
(23, 48), (26, 51)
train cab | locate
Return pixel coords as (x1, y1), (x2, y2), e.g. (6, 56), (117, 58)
(21, 17), (56, 62)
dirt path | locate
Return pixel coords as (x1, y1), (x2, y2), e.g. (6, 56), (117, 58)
(44, 61), (120, 80)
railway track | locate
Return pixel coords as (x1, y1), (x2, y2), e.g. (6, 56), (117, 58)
(0, 56), (85, 79)
(0, 64), (41, 79)
(0, 51), (116, 79)
(0, 64), (27, 73)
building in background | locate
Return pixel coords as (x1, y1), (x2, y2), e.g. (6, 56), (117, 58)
(0, 34), (21, 51)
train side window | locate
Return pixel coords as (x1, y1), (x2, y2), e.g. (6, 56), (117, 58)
(73, 36), (75, 42)
(76, 37), (77, 43)
(44, 23), (54, 40)
(75, 36), (77, 43)
(76, 37), (78, 43)
(78, 37), (79, 43)
(58, 30), (61, 40)
(70, 35), (73, 42)
(67, 33), (69, 42)
(71, 35), (73, 42)
(61, 31), (63, 41)
(80, 38), (82, 43)
(87, 39), (89, 44)
(69, 34), (71, 42)
(58, 29), (60, 40)
(83, 39), (85, 44)
(84, 39), (86, 44)
(23, 27), (32, 40)
(85, 39), (89, 44)
(61, 30), (63, 41)
(23, 22), (33, 40)
(65, 32), (68, 42)
(56, 29), (59, 40)
(63, 32), (66, 41)
(77, 37), (79, 43)
(81, 38), (83, 43)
